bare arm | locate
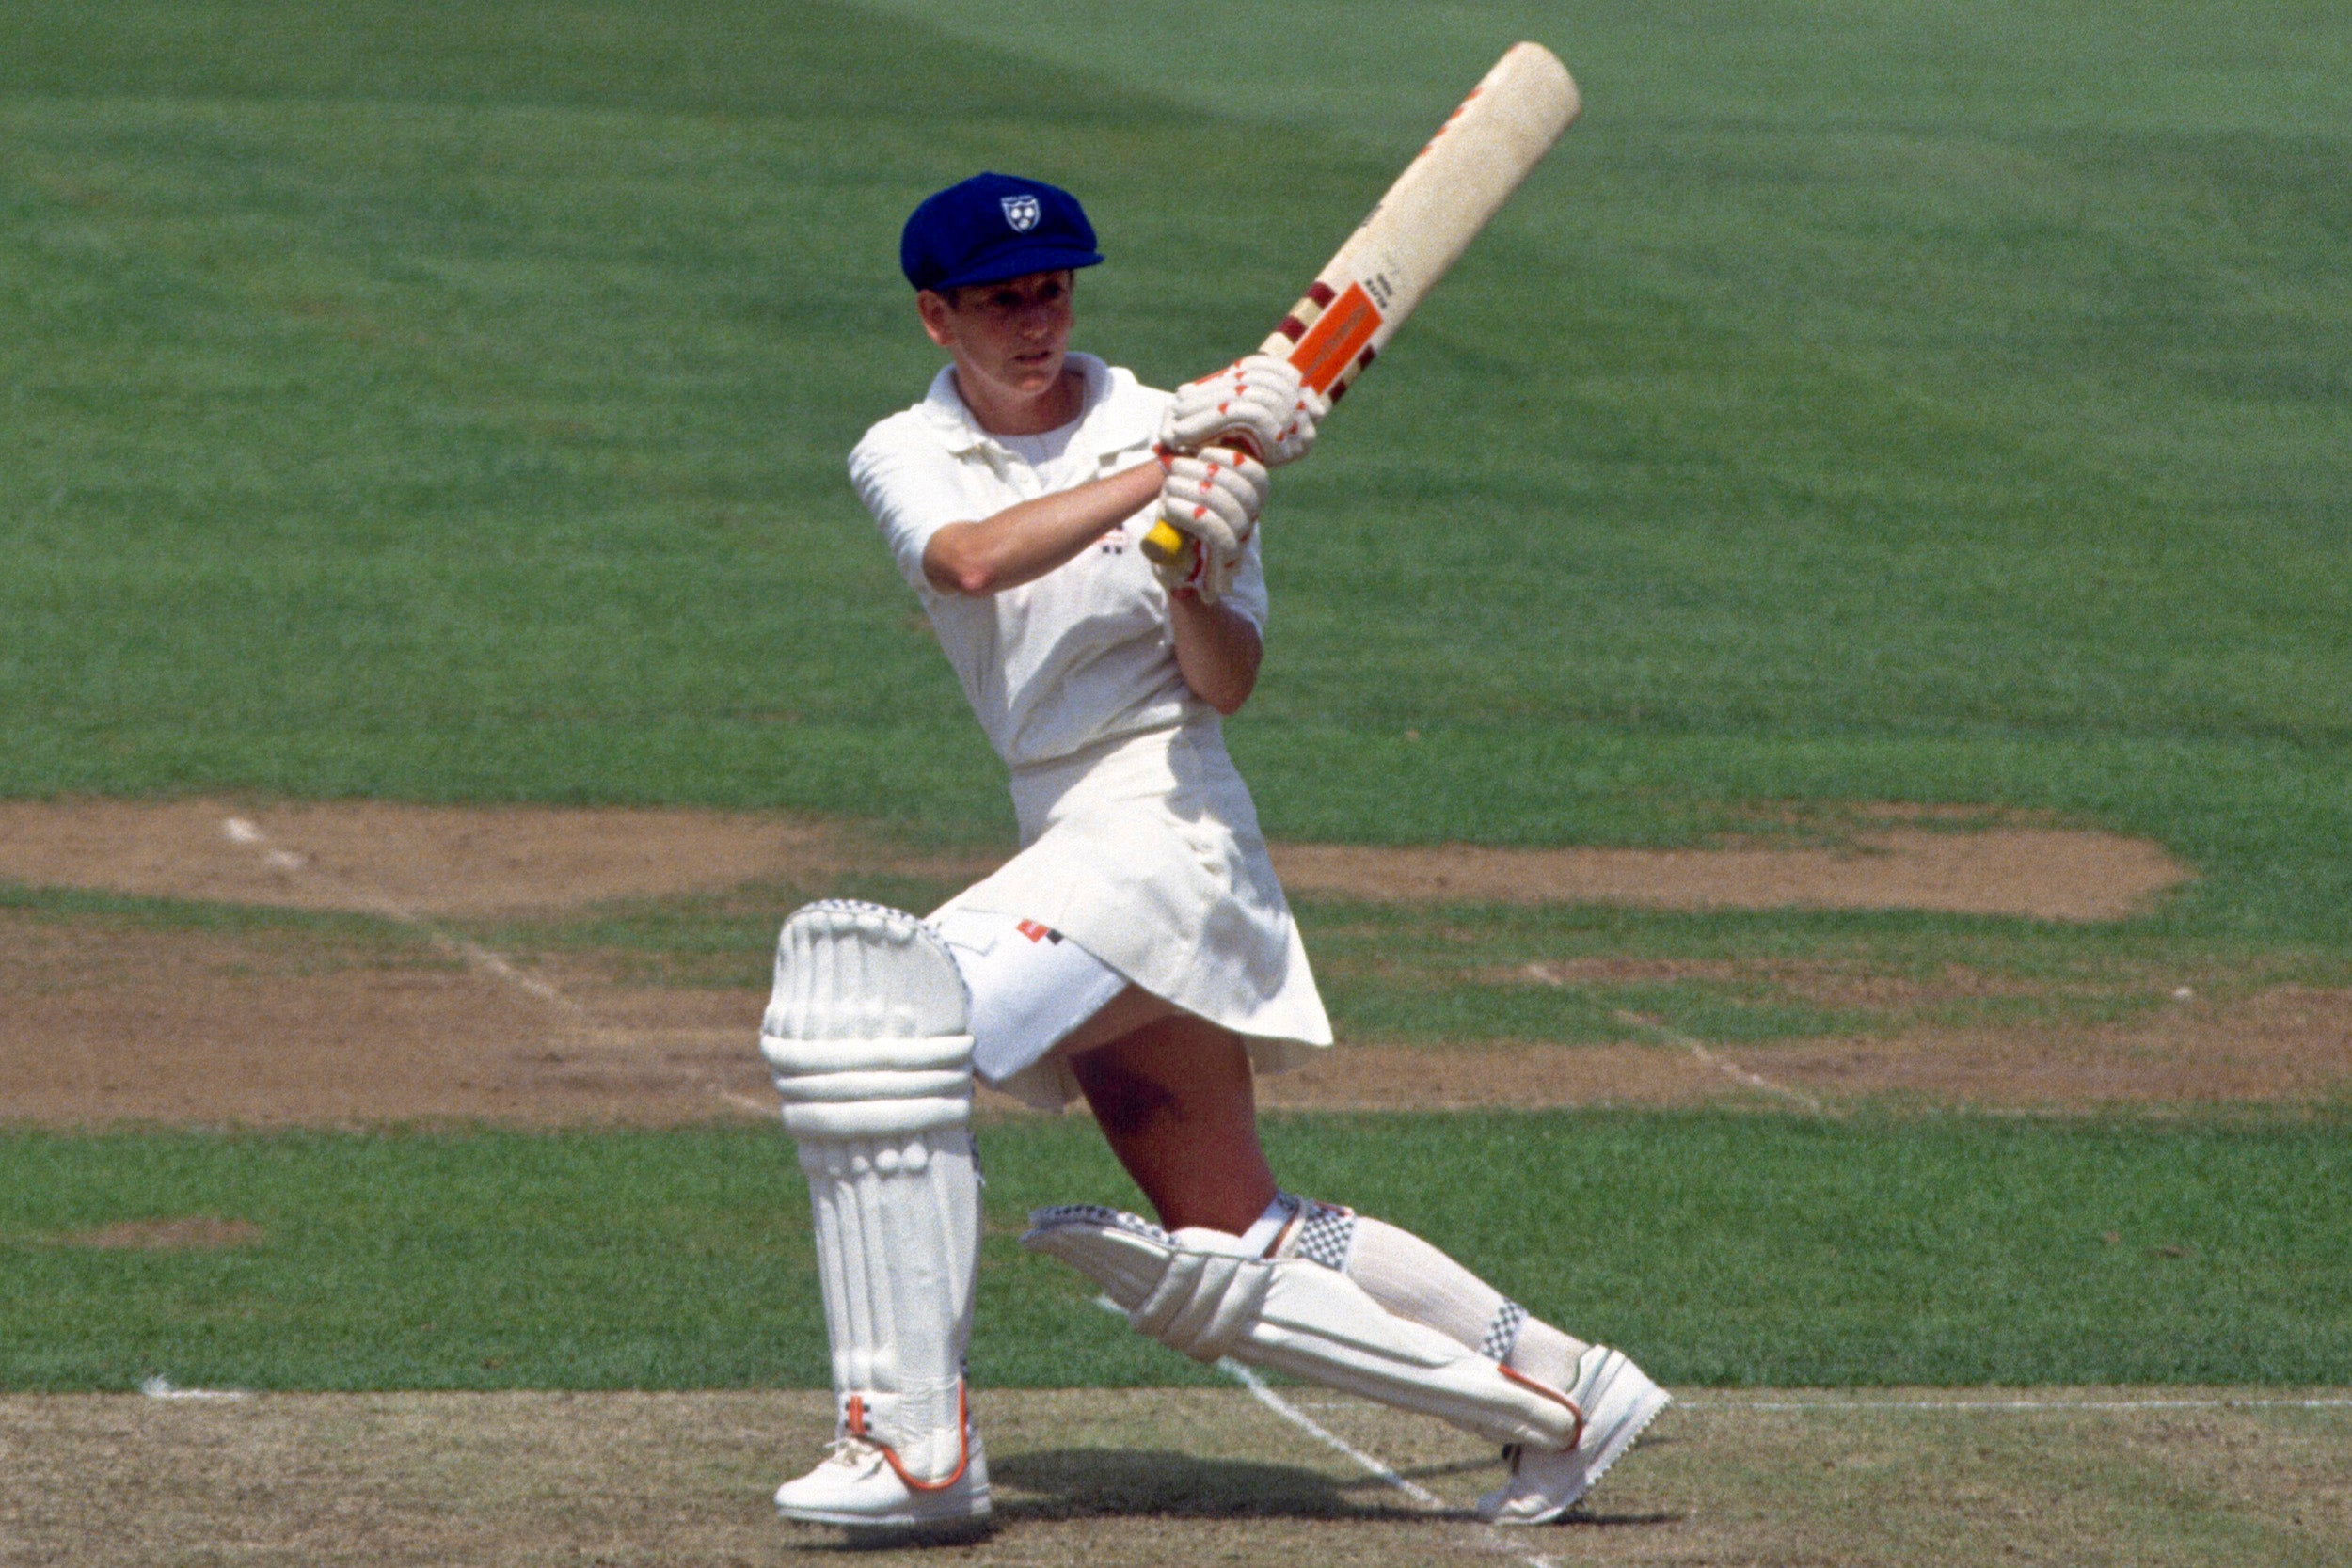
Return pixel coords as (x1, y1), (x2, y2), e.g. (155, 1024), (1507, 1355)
(922, 459), (1165, 596)
(920, 449), (1263, 714)
(1168, 591), (1263, 715)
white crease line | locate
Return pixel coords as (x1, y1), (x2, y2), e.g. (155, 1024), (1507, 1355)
(1518, 963), (1824, 1109)
(1222, 1362), (1560, 1568)
(1218, 1358), (1449, 1510)
(1683, 1039), (1823, 1113)
(1090, 1297), (1556, 1568)
(141, 1376), (246, 1402)
(218, 816), (769, 1115)
(1678, 1396), (2352, 1413)
(1517, 965), (1822, 1112)
(1607, 1001), (1825, 1114)
(222, 816), (590, 1020)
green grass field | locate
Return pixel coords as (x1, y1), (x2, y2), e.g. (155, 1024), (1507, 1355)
(5, 0), (2349, 943)
(5, 8), (2350, 1556)
(455, 879), (2352, 1047)
(22, 857), (2350, 1058)
(5, 2), (2352, 1526)
(6, 1116), (2347, 1393)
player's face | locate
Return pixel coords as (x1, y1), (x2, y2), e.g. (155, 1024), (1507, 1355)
(919, 270), (1075, 404)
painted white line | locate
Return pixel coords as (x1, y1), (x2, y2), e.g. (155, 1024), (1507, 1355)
(1610, 1005), (1825, 1113)
(1678, 1395), (2352, 1413)
(1218, 1357), (1449, 1511)
(1515, 964), (1823, 1112)
(1221, 1362), (1559, 1568)
(216, 816), (765, 1115)
(1686, 1039), (1823, 1113)
(219, 816), (589, 1020)
(1089, 1297), (1556, 1568)
(437, 939), (584, 1014)
(140, 1376), (246, 1402)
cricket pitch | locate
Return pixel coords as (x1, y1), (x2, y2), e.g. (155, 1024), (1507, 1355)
(5, 1386), (2344, 1566)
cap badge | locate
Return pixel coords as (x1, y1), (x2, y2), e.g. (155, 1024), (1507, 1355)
(1000, 193), (1041, 232)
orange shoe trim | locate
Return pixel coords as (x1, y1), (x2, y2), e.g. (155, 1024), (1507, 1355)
(844, 1384), (974, 1493)
(1498, 1364), (1586, 1451)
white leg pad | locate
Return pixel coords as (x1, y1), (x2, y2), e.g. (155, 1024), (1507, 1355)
(763, 901), (982, 1494)
(1024, 1206), (1582, 1451)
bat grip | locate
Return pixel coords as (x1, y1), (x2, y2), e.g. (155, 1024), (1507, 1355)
(1141, 520), (1192, 566)
(1145, 429), (1265, 568)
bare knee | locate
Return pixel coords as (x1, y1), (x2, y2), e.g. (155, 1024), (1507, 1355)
(1070, 1048), (1181, 1141)
(1067, 1012), (1247, 1137)
(1068, 1015), (1276, 1234)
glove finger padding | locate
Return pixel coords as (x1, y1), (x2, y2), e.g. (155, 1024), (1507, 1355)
(1159, 355), (1324, 467)
(1160, 384), (1294, 453)
(1229, 351), (1323, 467)
(1161, 464), (1254, 543)
(1154, 447), (1266, 605)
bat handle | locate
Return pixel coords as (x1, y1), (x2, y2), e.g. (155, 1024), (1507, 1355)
(1141, 520), (1193, 566)
(1144, 427), (1265, 569)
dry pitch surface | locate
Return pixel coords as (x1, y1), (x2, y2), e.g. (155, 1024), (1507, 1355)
(5, 1387), (2346, 1566)
(0, 797), (2189, 924)
(5, 800), (2346, 1565)
(6, 797), (2344, 1125)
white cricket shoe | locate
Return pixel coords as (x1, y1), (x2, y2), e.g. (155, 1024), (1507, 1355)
(772, 1429), (991, 1535)
(1477, 1345), (1670, 1525)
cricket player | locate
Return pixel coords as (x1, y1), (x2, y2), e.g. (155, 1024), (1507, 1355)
(759, 172), (1666, 1535)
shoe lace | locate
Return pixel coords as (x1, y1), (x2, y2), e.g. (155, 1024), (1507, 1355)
(818, 1433), (888, 1473)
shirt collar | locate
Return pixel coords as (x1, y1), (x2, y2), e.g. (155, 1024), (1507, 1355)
(914, 353), (1143, 461)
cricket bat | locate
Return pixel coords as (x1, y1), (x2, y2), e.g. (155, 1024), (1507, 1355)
(1144, 41), (1581, 567)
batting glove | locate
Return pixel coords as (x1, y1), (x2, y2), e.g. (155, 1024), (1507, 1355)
(1159, 355), (1325, 467)
(1152, 446), (1267, 605)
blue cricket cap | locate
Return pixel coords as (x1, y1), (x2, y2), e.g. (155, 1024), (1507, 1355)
(900, 172), (1103, 293)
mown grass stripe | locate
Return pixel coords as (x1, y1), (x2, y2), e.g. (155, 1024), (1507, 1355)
(2, 1113), (2344, 1393)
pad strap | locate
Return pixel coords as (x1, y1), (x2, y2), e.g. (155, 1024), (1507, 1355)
(765, 1033), (976, 1138)
(762, 1035), (976, 1075)
(845, 1384), (975, 1493)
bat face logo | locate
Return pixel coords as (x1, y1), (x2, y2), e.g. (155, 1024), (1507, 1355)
(999, 194), (1041, 232)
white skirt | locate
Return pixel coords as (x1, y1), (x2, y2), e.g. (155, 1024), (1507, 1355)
(930, 718), (1333, 1109)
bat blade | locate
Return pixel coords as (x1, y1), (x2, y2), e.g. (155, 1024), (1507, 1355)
(1147, 42), (1580, 565)
(1268, 42), (1579, 400)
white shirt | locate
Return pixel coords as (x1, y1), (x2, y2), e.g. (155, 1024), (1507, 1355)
(848, 354), (1269, 770)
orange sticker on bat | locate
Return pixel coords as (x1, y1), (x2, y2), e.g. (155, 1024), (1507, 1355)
(1287, 282), (1383, 395)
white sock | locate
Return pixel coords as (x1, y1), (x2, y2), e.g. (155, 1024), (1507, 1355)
(1285, 1200), (1587, 1389)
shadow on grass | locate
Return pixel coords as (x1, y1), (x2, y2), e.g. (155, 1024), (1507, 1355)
(1565, 1507), (1687, 1528)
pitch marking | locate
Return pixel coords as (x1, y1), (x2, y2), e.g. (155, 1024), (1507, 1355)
(1093, 1298), (1558, 1568)
(217, 816), (766, 1115)
(1518, 964), (1823, 1111)
(141, 1376), (246, 1402)
(1609, 1002), (1825, 1113)
(1224, 1362), (1562, 1568)
(221, 816), (587, 1017)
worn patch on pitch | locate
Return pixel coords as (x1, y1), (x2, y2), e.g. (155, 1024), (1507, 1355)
(0, 798), (994, 919)
(0, 798), (2185, 921)
(1271, 826), (2189, 922)
(42, 1216), (263, 1250)
(0, 911), (777, 1129)
(3, 1387), (2344, 1566)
